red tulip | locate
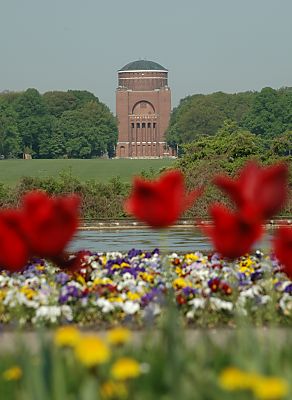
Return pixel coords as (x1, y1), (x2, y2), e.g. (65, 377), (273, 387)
(203, 204), (263, 259)
(21, 191), (80, 258)
(274, 227), (292, 279)
(214, 161), (288, 220)
(0, 210), (29, 271)
(125, 170), (202, 228)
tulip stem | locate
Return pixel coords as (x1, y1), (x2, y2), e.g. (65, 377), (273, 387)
(158, 229), (184, 400)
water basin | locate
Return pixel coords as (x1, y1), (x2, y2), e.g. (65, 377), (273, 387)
(68, 228), (273, 253)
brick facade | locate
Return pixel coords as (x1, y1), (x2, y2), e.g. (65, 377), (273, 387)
(116, 62), (175, 158)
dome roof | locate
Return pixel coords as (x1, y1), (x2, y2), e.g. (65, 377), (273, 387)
(119, 60), (167, 72)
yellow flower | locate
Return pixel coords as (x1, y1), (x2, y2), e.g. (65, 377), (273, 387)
(253, 377), (289, 400)
(239, 257), (255, 274)
(172, 278), (192, 289)
(20, 286), (36, 299)
(107, 327), (132, 345)
(0, 290), (6, 301)
(185, 253), (199, 262)
(109, 296), (124, 303)
(93, 278), (113, 286)
(219, 367), (289, 400)
(54, 326), (81, 347)
(239, 266), (255, 275)
(112, 264), (123, 270)
(219, 367), (259, 391)
(100, 255), (107, 266)
(111, 358), (141, 380)
(127, 292), (140, 301)
(75, 335), (110, 367)
(76, 275), (86, 286)
(3, 366), (22, 381)
(101, 380), (128, 399)
(139, 272), (154, 283)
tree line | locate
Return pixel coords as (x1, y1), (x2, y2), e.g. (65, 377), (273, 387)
(174, 119), (292, 218)
(0, 89), (117, 159)
(1, 85), (291, 161)
(167, 87), (292, 149)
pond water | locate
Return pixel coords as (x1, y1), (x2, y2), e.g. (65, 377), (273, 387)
(68, 228), (273, 253)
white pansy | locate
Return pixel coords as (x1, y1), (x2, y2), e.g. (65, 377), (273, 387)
(61, 305), (73, 321)
(96, 298), (114, 313)
(260, 295), (271, 305)
(123, 300), (140, 315)
(33, 305), (63, 323)
(143, 303), (161, 318)
(188, 298), (206, 309)
(24, 277), (40, 286)
(279, 293), (292, 315)
(186, 309), (196, 319)
(240, 285), (261, 298)
(210, 297), (233, 312)
(123, 273), (133, 281)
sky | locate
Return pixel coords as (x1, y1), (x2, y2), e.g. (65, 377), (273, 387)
(1, 0), (292, 112)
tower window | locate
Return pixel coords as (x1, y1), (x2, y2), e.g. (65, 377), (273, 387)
(142, 123), (146, 128)
(148, 123), (151, 128)
(153, 123), (156, 128)
(131, 123), (134, 128)
(137, 123), (140, 128)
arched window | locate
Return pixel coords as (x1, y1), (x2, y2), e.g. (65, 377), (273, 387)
(132, 101), (155, 115)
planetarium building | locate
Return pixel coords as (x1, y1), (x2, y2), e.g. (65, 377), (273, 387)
(116, 60), (175, 158)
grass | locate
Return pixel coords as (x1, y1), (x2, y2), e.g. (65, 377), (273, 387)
(0, 159), (175, 185)
(1, 323), (291, 399)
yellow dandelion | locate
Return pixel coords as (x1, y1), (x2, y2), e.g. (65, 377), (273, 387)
(107, 327), (132, 346)
(111, 357), (140, 380)
(54, 326), (81, 347)
(219, 367), (259, 391)
(101, 380), (128, 399)
(3, 366), (22, 381)
(253, 377), (289, 400)
(75, 335), (110, 367)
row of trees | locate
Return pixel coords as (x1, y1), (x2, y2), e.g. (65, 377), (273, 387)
(167, 87), (292, 149)
(1, 86), (291, 159)
(174, 120), (292, 218)
(167, 87), (292, 216)
(0, 89), (117, 159)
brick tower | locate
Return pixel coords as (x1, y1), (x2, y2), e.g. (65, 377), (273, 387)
(116, 60), (175, 158)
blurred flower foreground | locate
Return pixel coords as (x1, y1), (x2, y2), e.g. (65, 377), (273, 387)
(0, 163), (292, 399)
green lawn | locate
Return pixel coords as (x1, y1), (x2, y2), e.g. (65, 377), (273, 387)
(0, 158), (176, 185)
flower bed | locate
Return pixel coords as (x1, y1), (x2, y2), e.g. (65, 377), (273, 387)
(1, 249), (292, 327)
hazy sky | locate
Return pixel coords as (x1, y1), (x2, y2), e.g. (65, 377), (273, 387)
(1, 0), (292, 112)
